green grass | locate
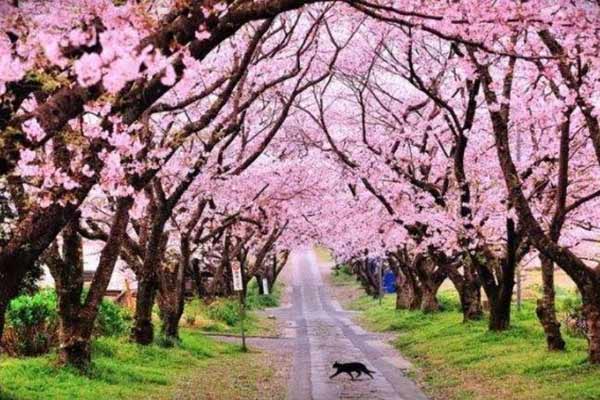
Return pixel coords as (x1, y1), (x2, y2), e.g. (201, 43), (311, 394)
(0, 281), (287, 400)
(350, 291), (600, 400)
(0, 329), (255, 400)
(182, 280), (282, 337)
(330, 264), (357, 286)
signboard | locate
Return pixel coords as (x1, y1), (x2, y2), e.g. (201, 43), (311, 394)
(262, 278), (270, 295)
(231, 262), (243, 291)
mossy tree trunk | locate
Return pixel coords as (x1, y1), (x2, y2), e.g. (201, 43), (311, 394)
(132, 276), (159, 345)
(47, 199), (131, 370)
(536, 256), (566, 351)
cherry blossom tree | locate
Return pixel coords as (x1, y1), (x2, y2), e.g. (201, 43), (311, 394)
(4, 0), (600, 367)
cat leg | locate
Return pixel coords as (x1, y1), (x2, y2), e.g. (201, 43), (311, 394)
(329, 370), (341, 379)
(345, 371), (355, 380)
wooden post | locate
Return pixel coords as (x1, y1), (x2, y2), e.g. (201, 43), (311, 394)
(239, 290), (247, 352)
(379, 261), (383, 306)
(231, 259), (246, 351)
(516, 265), (522, 311)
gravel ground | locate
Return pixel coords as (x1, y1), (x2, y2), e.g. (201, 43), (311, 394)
(166, 349), (288, 400)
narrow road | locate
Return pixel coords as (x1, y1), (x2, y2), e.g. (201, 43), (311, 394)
(277, 249), (428, 400)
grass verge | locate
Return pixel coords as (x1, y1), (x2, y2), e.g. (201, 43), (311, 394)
(0, 329), (280, 400)
(348, 291), (600, 400)
(330, 264), (357, 287)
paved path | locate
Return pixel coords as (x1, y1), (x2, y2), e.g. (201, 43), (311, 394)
(276, 249), (428, 400)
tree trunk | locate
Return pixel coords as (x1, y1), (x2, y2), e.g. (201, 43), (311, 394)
(536, 257), (565, 351)
(161, 310), (182, 342)
(473, 221), (518, 332)
(443, 259), (483, 322)
(489, 303), (511, 331)
(481, 57), (600, 362)
(477, 261), (514, 332)
(48, 200), (131, 369)
(58, 318), (93, 370)
(157, 292), (184, 344)
(415, 259), (446, 313)
(158, 237), (189, 345)
(191, 261), (204, 298)
(48, 216), (93, 370)
(132, 276), (158, 345)
(0, 202), (84, 340)
(270, 251), (288, 289)
(256, 275), (265, 295)
(420, 288), (439, 313)
(395, 270), (422, 310)
(462, 261), (484, 320)
(584, 301), (600, 364)
(462, 280), (483, 321)
(0, 259), (34, 342)
(354, 259), (379, 297)
(0, 297), (7, 343)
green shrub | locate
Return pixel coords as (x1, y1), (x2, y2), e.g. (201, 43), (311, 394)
(437, 291), (462, 312)
(4, 290), (130, 356)
(338, 264), (352, 275)
(245, 280), (280, 310)
(5, 290), (57, 356)
(559, 291), (586, 338)
(207, 299), (240, 326)
(331, 264), (356, 286)
(7, 290), (57, 327)
(558, 290), (582, 313)
(95, 300), (131, 337)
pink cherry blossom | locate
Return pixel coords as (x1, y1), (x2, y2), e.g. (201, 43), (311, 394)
(74, 53), (103, 87)
(22, 119), (46, 142)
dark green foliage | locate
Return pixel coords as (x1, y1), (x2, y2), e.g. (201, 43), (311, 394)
(559, 291), (586, 338)
(95, 300), (131, 337)
(331, 264), (356, 286)
(6, 290), (57, 328)
(207, 299), (240, 326)
(205, 281), (281, 327)
(5, 290), (57, 356)
(245, 279), (280, 309)
(4, 290), (131, 355)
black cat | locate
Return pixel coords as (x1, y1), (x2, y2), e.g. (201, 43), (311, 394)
(329, 361), (376, 380)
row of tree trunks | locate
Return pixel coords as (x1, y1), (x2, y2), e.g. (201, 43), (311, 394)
(256, 251), (289, 295)
(350, 257), (382, 297)
(471, 47), (600, 361)
(389, 251), (447, 313)
(0, 0), (292, 351)
(0, 3), (217, 342)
